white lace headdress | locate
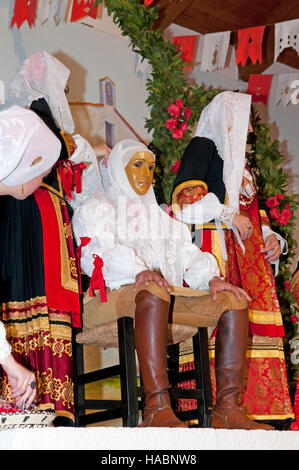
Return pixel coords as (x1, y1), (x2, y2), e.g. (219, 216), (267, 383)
(5, 50), (74, 134)
(195, 91), (252, 211)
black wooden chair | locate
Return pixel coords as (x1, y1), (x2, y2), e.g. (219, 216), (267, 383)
(73, 315), (213, 428)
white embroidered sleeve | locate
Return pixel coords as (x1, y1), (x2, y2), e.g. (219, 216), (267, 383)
(176, 192), (236, 225)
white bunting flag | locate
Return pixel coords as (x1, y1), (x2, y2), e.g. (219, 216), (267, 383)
(274, 18), (299, 62)
(199, 31), (231, 72)
(272, 73), (299, 105)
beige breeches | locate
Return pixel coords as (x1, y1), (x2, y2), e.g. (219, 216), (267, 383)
(82, 282), (248, 331)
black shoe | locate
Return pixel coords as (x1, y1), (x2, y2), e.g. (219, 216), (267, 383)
(53, 416), (75, 427)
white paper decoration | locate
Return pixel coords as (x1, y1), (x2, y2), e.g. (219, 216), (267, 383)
(274, 18), (299, 62)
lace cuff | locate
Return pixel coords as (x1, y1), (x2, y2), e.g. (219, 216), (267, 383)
(0, 322), (11, 363)
(218, 204), (236, 225)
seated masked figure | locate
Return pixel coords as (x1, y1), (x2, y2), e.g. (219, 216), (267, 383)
(71, 139), (273, 430)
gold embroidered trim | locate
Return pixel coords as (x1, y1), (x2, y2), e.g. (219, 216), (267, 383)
(49, 191), (78, 293)
(10, 331), (72, 357)
(247, 413), (294, 420)
(249, 308), (283, 326)
(59, 130), (77, 157)
(172, 180), (208, 214)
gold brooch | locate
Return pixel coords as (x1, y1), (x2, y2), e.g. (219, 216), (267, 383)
(30, 156), (42, 166)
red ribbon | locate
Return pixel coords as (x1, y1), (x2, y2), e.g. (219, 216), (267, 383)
(89, 254), (107, 303)
(76, 237), (91, 294)
(54, 160), (86, 200)
(73, 162), (86, 195)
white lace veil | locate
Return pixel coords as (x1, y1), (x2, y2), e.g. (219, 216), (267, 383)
(4, 50), (74, 134)
(195, 91), (252, 211)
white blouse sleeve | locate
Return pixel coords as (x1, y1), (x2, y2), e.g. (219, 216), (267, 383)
(182, 242), (220, 290)
(175, 192), (236, 225)
(0, 322), (11, 363)
(72, 194), (148, 290)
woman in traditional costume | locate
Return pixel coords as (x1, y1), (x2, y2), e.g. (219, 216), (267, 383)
(171, 91), (294, 427)
(0, 51), (110, 424)
(0, 105), (62, 410)
(71, 138), (273, 429)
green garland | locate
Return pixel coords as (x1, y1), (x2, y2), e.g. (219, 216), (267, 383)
(95, 0), (299, 403)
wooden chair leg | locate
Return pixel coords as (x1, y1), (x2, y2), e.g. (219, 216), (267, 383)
(117, 317), (139, 427)
(193, 328), (213, 427)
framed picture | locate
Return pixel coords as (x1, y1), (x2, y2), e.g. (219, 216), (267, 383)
(99, 77), (116, 106)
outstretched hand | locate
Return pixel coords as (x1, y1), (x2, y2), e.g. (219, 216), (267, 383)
(134, 270), (171, 293)
(209, 276), (251, 303)
(93, 144), (111, 168)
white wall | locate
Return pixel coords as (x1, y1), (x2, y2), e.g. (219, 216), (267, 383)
(0, 0), (151, 142)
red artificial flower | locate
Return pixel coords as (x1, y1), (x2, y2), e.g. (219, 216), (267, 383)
(276, 193), (284, 200)
(184, 107), (192, 120)
(269, 207), (280, 219)
(276, 208), (292, 225)
(167, 103), (181, 118)
(179, 121), (188, 132)
(266, 196), (279, 208)
(172, 128), (184, 139)
(175, 99), (184, 108)
(291, 315), (298, 323)
(165, 118), (178, 130)
(171, 160), (181, 174)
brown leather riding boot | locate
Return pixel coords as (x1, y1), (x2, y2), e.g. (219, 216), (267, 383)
(211, 308), (274, 430)
(135, 290), (187, 428)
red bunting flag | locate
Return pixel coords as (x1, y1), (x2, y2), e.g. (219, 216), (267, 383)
(247, 74), (273, 105)
(11, 0), (38, 29)
(236, 26), (266, 67)
(144, 0), (155, 5)
(70, 0), (99, 22)
(172, 35), (197, 71)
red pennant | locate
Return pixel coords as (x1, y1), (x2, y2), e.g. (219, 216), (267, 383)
(11, 0), (38, 29)
(144, 0), (155, 5)
(236, 26), (265, 67)
(172, 35), (197, 71)
(70, 0), (99, 22)
(247, 74), (273, 105)
(89, 254), (107, 303)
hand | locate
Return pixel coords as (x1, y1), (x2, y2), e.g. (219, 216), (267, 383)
(1, 354), (36, 409)
(261, 234), (280, 262)
(232, 214), (253, 241)
(93, 144), (111, 168)
(134, 269), (171, 293)
(209, 276), (251, 303)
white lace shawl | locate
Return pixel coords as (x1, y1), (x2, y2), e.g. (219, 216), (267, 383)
(195, 91), (252, 212)
(4, 50), (74, 134)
